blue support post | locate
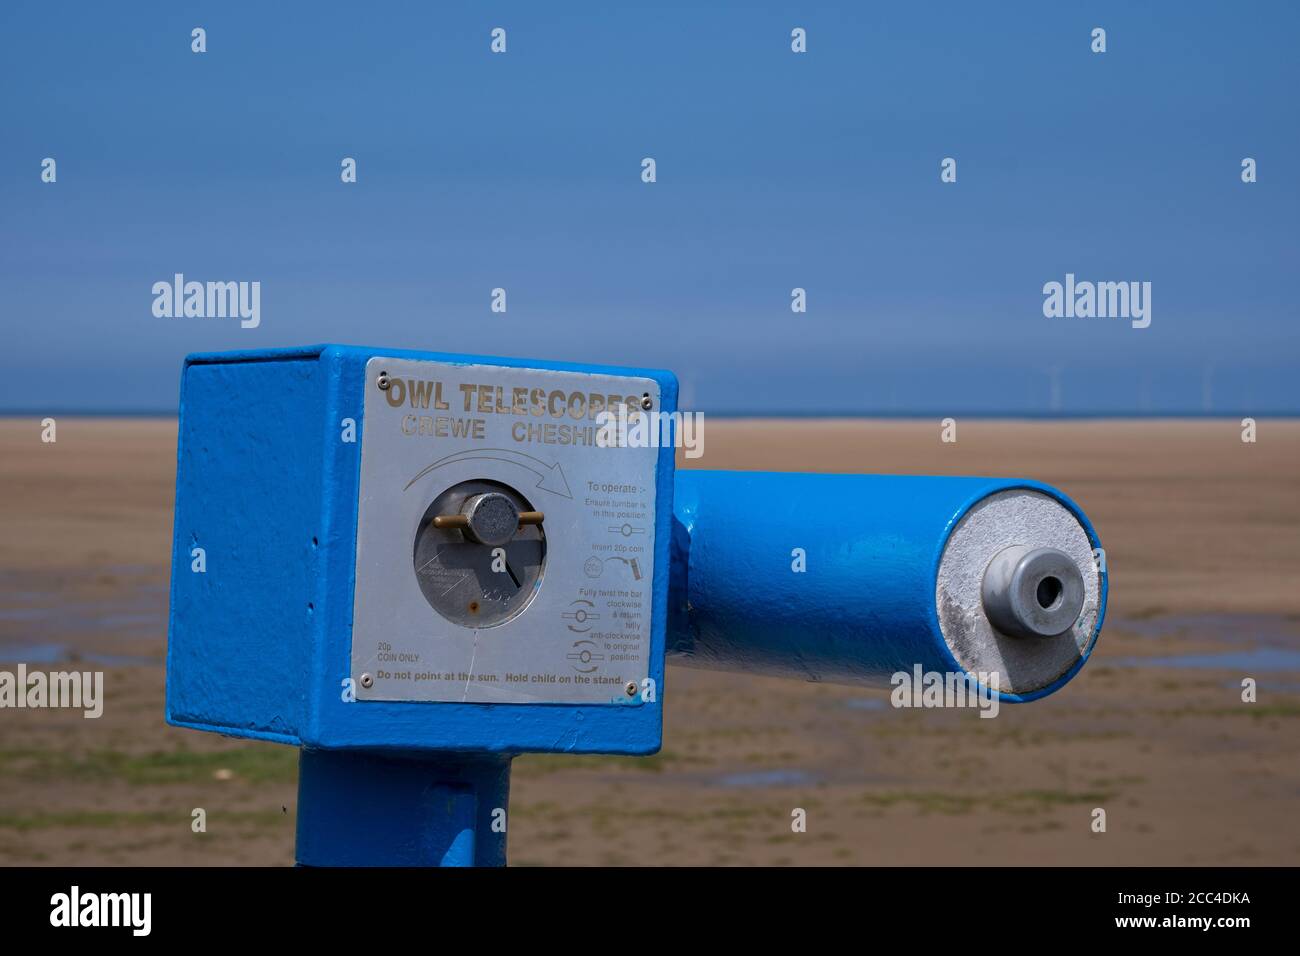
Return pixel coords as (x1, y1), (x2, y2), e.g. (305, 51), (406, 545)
(295, 751), (511, 867)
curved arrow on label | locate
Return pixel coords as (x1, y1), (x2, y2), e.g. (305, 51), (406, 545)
(404, 448), (573, 498)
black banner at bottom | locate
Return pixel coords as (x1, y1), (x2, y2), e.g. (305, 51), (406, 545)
(0, 865), (1285, 940)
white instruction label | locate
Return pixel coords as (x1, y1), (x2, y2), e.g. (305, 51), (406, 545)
(351, 357), (660, 704)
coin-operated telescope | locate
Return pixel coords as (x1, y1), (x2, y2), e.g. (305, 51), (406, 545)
(166, 345), (1106, 866)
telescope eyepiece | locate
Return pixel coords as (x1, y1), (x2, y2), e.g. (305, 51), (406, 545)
(981, 544), (1086, 640)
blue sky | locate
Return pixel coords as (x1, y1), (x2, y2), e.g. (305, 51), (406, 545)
(1, 1), (1296, 413)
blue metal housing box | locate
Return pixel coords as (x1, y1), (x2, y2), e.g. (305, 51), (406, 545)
(165, 345), (677, 755)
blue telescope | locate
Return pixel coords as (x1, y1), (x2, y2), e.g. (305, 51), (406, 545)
(165, 345), (1106, 866)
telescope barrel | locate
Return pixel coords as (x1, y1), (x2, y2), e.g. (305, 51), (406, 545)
(667, 471), (1106, 702)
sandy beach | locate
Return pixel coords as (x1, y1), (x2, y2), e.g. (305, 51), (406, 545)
(1, 417), (1297, 865)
